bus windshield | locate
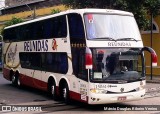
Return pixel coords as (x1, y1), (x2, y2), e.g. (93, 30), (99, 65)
(91, 48), (145, 83)
(84, 14), (141, 41)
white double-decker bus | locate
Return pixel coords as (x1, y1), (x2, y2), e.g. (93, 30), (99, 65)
(3, 9), (157, 104)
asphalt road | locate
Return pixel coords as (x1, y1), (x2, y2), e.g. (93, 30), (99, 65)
(0, 73), (160, 114)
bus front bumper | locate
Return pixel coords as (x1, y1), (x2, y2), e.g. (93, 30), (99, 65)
(88, 89), (145, 104)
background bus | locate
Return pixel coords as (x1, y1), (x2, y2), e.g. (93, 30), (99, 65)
(3, 9), (157, 104)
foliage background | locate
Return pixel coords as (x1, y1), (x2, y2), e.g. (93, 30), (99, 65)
(61, 0), (160, 29)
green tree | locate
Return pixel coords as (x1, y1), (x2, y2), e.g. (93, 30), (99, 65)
(51, 8), (61, 14)
(4, 17), (24, 27)
(61, 0), (160, 29)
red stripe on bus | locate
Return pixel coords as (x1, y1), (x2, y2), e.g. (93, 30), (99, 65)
(3, 68), (11, 81)
(70, 91), (88, 103)
(3, 68), (48, 91)
(3, 68), (88, 103)
(19, 73), (48, 91)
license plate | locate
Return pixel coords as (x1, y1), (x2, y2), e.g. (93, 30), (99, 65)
(117, 96), (126, 101)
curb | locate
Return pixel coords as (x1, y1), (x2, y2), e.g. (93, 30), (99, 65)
(146, 80), (160, 84)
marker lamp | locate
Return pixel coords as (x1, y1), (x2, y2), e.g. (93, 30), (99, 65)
(90, 88), (107, 94)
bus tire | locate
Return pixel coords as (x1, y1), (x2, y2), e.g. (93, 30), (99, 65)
(17, 75), (21, 87)
(62, 83), (70, 104)
(11, 73), (17, 86)
(48, 80), (57, 100)
(12, 73), (21, 87)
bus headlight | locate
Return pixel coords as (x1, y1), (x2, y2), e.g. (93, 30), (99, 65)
(90, 88), (107, 94)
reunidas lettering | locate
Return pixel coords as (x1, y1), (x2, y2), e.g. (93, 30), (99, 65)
(108, 42), (131, 47)
(24, 40), (48, 52)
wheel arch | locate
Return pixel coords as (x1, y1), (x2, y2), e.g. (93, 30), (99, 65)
(59, 77), (70, 91)
(9, 69), (20, 81)
(9, 69), (14, 81)
(47, 75), (58, 92)
(15, 69), (20, 75)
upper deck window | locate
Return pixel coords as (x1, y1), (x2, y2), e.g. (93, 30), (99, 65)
(3, 15), (67, 42)
(68, 13), (85, 42)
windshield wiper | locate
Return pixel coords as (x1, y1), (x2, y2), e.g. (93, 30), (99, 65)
(92, 37), (116, 41)
(91, 37), (139, 42)
(116, 38), (138, 42)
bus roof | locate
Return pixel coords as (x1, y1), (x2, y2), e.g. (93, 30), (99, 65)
(4, 8), (133, 29)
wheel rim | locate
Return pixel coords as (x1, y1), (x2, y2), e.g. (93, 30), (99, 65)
(17, 77), (20, 86)
(63, 88), (67, 99)
(12, 75), (15, 83)
(51, 85), (55, 96)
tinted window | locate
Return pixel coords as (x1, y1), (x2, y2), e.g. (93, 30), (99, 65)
(41, 52), (68, 73)
(68, 13), (85, 42)
(43, 19), (53, 38)
(3, 15), (67, 42)
(4, 28), (16, 41)
(72, 48), (87, 81)
(19, 52), (68, 74)
(43, 16), (68, 39)
(52, 16), (67, 38)
(19, 53), (41, 70)
(33, 21), (44, 39)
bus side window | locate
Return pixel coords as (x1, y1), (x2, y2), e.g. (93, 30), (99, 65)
(68, 13), (85, 42)
(6, 28), (16, 41)
(78, 49), (88, 81)
(57, 16), (67, 37)
(3, 29), (12, 42)
(25, 24), (32, 40)
(68, 13), (86, 80)
(41, 52), (68, 74)
(71, 48), (87, 81)
(19, 53), (31, 68)
(30, 53), (41, 70)
(43, 19), (53, 39)
(59, 53), (68, 74)
(34, 21), (44, 39)
(19, 25), (27, 41)
(52, 16), (67, 38)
